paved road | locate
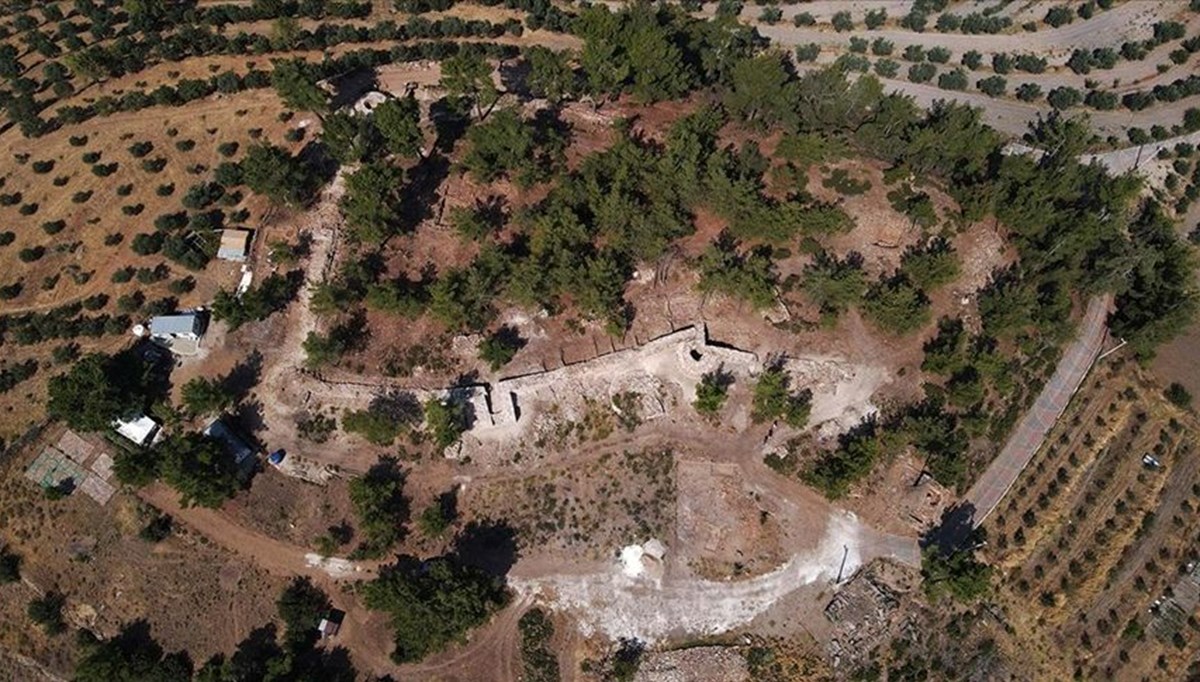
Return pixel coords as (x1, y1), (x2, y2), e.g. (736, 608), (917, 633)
(963, 295), (1112, 524)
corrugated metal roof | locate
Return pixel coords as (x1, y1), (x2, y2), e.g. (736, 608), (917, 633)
(203, 419), (255, 464)
(217, 229), (251, 260)
(150, 314), (199, 336)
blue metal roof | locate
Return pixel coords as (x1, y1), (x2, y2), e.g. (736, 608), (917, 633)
(149, 314), (198, 336)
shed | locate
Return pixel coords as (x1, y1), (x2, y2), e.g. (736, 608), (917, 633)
(318, 609), (345, 638)
(112, 414), (159, 447)
(203, 418), (256, 467)
(149, 313), (202, 341)
(217, 229), (252, 262)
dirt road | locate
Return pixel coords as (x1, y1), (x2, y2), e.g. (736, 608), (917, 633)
(964, 295), (1111, 524)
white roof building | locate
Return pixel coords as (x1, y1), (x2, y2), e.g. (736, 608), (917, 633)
(112, 414), (159, 447)
(149, 313), (203, 341)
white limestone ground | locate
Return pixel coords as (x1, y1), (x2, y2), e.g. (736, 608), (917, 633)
(512, 513), (881, 643)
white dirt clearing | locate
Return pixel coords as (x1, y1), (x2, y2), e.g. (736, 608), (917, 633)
(511, 512), (917, 643)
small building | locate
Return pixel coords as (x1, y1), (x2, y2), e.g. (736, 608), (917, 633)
(203, 418), (256, 467)
(112, 414), (159, 447)
(149, 313), (203, 342)
(318, 609), (345, 638)
(217, 229), (252, 262)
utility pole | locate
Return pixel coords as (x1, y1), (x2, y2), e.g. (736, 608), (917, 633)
(835, 545), (849, 583)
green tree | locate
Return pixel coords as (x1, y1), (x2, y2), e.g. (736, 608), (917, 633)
(696, 233), (777, 309)
(276, 577), (330, 645)
(922, 541), (992, 602)
(211, 272), (301, 330)
(1111, 203), (1199, 358)
(47, 352), (148, 432)
(624, 6), (692, 102)
(348, 457), (409, 555)
(241, 143), (315, 206)
(341, 161), (405, 244)
(270, 59), (328, 117)
(525, 46), (576, 103)
(693, 368), (733, 416)
(461, 108), (558, 185)
(478, 325), (525, 370)
(180, 376), (234, 417)
(362, 556), (509, 663)
(723, 52), (794, 128)
(900, 237), (960, 290)
(320, 111), (383, 164)
(155, 432), (242, 509)
(374, 95), (423, 158)
(862, 274), (930, 334)
(802, 250), (866, 321)
(577, 5), (632, 100)
(342, 392), (421, 446)
(751, 365), (812, 428)
(440, 50), (499, 120)
(424, 398), (468, 449)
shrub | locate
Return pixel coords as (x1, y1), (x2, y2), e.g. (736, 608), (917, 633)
(1165, 382), (1193, 409)
(18, 246), (45, 262)
(793, 12), (815, 27)
(116, 183), (134, 196)
(908, 63), (937, 83)
(694, 368), (733, 416)
(68, 135), (88, 146)
(141, 157), (168, 173)
(977, 76), (1007, 97)
(927, 47), (952, 64)
(27, 592), (66, 636)
(875, 59), (899, 78)
(831, 10), (854, 32)
(18, 203), (38, 215)
(1016, 83), (1043, 102)
(41, 220), (66, 234)
(82, 151), (101, 163)
(795, 43), (820, 62)
(0, 231), (13, 246)
(478, 325), (525, 370)
(31, 159), (54, 173)
(91, 162), (118, 177)
(175, 139), (196, 152)
(156, 183), (175, 196)
(217, 141), (239, 157)
(127, 141), (153, 158)
(938, 69), (969, 91)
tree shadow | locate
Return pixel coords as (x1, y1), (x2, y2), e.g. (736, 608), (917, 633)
(921, 501), (979, 554)
(452, 519), (520, 578)
(498, 59), (531, 98)
(370, 390), (423, 429)
(233, 398), (267, 437)
(222, 349), (263, 402)
(429, 96), (471, 153)
(227, 624), (284, 678)
(397, 152), (451, 234)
